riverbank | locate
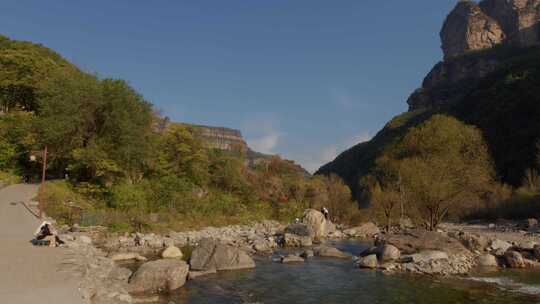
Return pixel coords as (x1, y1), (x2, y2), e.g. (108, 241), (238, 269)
(56, 210), (540, 303)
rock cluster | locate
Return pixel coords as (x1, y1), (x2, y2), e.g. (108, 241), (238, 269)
(441, 0), (540, 59)
(102, 220), (284, 255)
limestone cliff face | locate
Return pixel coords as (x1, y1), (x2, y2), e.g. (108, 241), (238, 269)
(442, 0), (540, 59)
(408, 0), (540, 110)
(441, 1), (505, 59)
(195, 125), (248, 153)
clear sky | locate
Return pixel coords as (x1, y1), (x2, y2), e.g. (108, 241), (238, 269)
(2, 0), (457, 172)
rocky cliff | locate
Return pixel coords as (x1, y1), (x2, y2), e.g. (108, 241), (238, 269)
(442, 0), (540, 59)
(317, 0), (540, 199)
(194, 125), (249, 153)
(408, 0), (540, 110)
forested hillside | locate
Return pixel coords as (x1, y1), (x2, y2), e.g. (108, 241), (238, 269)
(317, 45), (540, 228)
(0, 35), (359, 232)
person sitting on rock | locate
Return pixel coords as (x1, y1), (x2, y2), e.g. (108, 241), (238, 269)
(33, 221), (62, 247)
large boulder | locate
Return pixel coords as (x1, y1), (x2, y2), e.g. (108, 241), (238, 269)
(189, 238), (217, 271)
(162, 246), (183, 259)
(385, 230), (470, 256)
(343, 222), (380, 239)
(357, 254), (378, 269)
(213, 243), (256, 271)
(128, 259), (189, 294)
(313, 245), (350, 259)
(302, 209), (335, 238)
(378, 245), (400, 262)
(505, 251), (526, 268)
(477, 254), (499, 267)
(189, 238), (255, 272)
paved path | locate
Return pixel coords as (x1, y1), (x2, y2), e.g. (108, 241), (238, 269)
(0, 184), (83, 304)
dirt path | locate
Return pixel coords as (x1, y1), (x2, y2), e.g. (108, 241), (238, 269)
(0, 184), (83, 304)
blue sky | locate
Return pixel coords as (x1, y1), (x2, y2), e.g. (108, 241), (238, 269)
(2, 1), (457, 172)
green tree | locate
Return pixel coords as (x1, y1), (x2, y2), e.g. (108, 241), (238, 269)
(377, 115), (497, 230)
(157, 124), (210, 186)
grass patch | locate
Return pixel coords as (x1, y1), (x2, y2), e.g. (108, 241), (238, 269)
(0, 170), (21, 187)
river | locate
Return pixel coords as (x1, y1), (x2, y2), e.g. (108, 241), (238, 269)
(151, 240), (540, 303)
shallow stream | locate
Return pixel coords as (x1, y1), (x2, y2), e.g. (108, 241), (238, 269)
(148, 240), (540, 303)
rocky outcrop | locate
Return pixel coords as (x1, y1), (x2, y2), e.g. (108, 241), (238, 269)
(128, 259), (189, 294)
(408, 0), (540, 110)
(441, 0), (540, 59)
(441, 0), (505, 59)
(195, 125), (248, 153)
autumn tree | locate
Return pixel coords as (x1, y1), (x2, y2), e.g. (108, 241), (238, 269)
(372, 115), (497, 230)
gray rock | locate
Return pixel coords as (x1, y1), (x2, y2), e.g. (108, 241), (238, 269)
(405, 250), (448, 263)
(300, 249), (314, 259)
(313, 245), (350, 259)
(505, 251), (526, 268)
(161, 246), (183, 259)
(128, 259), (189, 294)
(109, 267), (133, 282)
(189, 238), (218, 271)
(343, 222), (380, 238)
(477, 254), (499, 267)
(379, 245), (400, 262)
(280, 255), (305, 263)
(517, 241), (536, 250)
(213, 243), (256, 271)
(189, 238), (255, 272)
(459, 232), (489, 252)
(302, 209), (330, 239)
(78, 235), (92, 244)
(110, 252), (147, 262)
(357, 254), (378, 269)
(528, 218), (538, 228)
(490, 239), (512, 253)
(285, 223), (311, 237)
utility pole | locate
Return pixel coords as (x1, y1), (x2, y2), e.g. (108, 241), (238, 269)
(38, 146), (48, 219)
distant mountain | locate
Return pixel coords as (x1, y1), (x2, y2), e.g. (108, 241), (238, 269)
(317, 0), (540, 201)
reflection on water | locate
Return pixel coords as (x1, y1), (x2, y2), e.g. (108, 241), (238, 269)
(159, 240), (540, 304)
